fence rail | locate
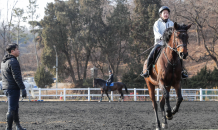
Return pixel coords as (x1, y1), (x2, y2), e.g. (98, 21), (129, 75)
(1, 88), (218, 101)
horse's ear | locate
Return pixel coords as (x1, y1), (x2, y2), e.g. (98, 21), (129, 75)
(186, 23), (192, 30)
(174, 22), (179, 30)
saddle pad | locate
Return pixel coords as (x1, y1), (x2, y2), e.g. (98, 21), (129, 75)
(106, 83), (114, 86)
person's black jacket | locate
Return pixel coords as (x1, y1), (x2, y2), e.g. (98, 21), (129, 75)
(107, 74), (114, 83)
(1, 54), (25, 90)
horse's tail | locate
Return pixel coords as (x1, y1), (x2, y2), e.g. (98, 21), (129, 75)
(124, 84), (128, 94)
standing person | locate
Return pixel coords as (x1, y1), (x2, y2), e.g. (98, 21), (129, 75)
(141, 6), (188, 78)
(1, 43), (27, 130)
(107, 70), (114, 91)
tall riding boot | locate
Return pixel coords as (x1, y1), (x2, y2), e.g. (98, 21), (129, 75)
(13, 112), (26, 130)
(141, 45), (160, 77)
(180, 59), (188, 79)
(5, 111), (14, 130)
(141, 56), (153, 77)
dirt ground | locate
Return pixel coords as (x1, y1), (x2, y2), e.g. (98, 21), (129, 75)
(0, 101), (218, 130)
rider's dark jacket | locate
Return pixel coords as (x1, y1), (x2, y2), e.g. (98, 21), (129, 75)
(107, 74), (114, 83)
(1, 54), (25, 90)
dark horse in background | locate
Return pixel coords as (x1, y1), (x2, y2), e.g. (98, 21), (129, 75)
(93, 78), (128, 102)
(143, 22), (191, 130)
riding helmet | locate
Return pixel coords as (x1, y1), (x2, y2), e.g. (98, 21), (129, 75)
(109, 70), (112, 73)
(159, 6), (170, 14)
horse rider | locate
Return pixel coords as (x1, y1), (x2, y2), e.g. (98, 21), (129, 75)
(1, 43), (27, 130)
(107, 70), (114, 91)
(141, 6), (188, 79)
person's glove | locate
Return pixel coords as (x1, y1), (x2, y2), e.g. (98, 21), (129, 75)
(21, 89), (27, 98)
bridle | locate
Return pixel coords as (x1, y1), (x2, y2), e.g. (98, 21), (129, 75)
(165, 28), (188, 56)
(163, 28), (188, 67)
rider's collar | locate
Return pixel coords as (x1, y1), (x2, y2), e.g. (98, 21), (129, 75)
(161, 18), (168, 23)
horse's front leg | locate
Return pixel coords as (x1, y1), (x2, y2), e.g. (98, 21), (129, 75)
(172, 83), (183, 115)
(159, 95), (167, 129)
(159, 82), (173, 120)
(105, 91), (111, 102)
(99, 91), (104, 102)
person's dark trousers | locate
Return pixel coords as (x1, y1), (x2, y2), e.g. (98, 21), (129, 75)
(6, 111), (14, 130)
(141, 44), (162, 77)
(5, 89), (26, 130)
(107, 82), (112, 91)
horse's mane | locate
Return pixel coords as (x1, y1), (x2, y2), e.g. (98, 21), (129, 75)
(163, 27), (173, 45)
(163, 24), (188, 46)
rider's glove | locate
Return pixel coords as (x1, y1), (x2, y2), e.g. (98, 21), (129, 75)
(21, 89), (27, 98)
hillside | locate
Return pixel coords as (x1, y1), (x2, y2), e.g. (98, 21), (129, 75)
(184, 43), (217, 78)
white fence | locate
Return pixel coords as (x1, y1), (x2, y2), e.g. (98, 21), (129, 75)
(1, 88), (218, 101)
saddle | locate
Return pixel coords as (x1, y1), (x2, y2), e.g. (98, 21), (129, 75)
(106, 82), (114, 86)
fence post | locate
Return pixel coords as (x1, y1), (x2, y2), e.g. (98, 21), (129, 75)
(200, 88), (203, 101)
(39, 88), (41, 100)
(157, 88), (159, 101)
(64, 88), (66, 101)
(111, 91), (113, 101)
(134, 88), (137, 101)
(88, 88), (90, 101)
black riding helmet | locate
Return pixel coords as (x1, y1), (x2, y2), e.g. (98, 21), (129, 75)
(159, 6), (170, 14)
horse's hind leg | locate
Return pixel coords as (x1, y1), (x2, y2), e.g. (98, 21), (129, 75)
(159, 82), (173, 120)
(99, 91), (104, 102)
(105, 91), (111, 102)
(147, 81), (161, 129)
(119, 90), (124, 102)
(172, 83), (183, 115)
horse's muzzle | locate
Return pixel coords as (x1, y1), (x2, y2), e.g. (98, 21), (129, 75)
(179, 52), (188, 59)
(179, 52), (184, 59)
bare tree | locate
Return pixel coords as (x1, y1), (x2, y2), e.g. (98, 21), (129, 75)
(0, 21), (8, 57)
(27, 0), (39, 67)
(163, 0), (218, 67)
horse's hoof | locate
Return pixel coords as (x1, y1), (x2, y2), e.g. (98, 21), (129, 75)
(98, 100), (101, 102)
(156, 128), (160, 130)
(172, 110), (178, 115)
(166, 115), (173, 120)
(162, 123), (168, 129)
(109, 100), (111, 102)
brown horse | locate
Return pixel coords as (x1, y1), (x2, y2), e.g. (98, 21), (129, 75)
(93, 78), (128, 102)
(143, 22), (191, 130)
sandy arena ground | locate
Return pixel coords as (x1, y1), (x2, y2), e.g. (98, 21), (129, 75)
(0, 101), (218, 130)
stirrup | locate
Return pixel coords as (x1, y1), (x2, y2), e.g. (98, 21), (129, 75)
(181, 72), (188, 79)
